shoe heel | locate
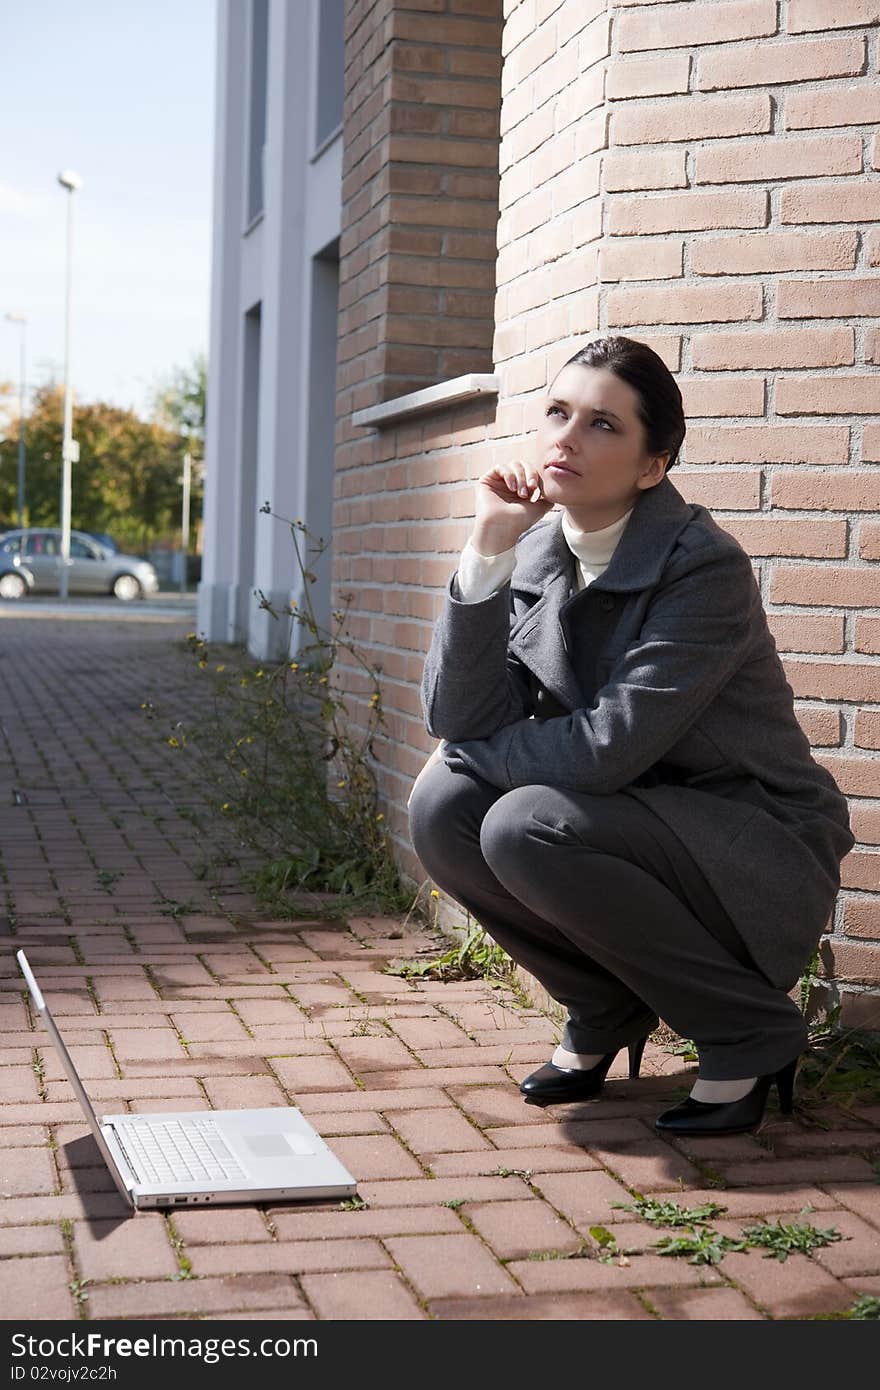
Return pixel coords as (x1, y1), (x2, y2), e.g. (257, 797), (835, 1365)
(774, 1057), (798, 1113)
(628, 1034), (648, 1080)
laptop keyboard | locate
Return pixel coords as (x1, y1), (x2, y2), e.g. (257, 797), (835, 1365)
(119, 1116), (247, 1185)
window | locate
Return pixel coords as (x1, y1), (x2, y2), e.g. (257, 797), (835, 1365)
(69, 535), (100, 560)
(247, 0), (269, 224)
(23, 532), (58, 557)
(0, 534), (20, 555)
(314, 0), (344, 152)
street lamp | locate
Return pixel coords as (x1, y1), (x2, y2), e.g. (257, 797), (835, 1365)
(4, 311), (27, 528)
(57, 169), (83, 599)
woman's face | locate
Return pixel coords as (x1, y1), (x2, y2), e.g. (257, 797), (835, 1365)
(535, 364), (670, 531)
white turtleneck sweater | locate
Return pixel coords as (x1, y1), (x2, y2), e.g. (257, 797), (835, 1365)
(455, 505), (635, 603)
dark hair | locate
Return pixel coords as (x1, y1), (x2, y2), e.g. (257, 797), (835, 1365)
(557, 335), (685, 472)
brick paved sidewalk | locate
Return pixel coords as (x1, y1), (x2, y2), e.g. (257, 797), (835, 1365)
(1, 616), (879, 1322)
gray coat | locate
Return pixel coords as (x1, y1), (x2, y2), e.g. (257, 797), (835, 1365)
(420, 475), (855, 992)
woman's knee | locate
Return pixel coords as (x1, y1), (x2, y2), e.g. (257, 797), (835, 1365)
(479, 785), (549, 877)
(407, 760), (493, 865)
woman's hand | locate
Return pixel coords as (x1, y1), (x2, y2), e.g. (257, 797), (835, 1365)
(471, 462), (556, 556)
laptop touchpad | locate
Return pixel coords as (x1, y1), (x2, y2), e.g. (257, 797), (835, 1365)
(245, 1133), (316, 1158)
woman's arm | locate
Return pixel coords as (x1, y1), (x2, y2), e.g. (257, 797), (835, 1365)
(441, 540), (759, 793)
(420, 461), (554, 741)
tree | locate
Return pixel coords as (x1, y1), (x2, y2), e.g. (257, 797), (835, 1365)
(0, 384), (191, 554)
(149, 352), (207, 457)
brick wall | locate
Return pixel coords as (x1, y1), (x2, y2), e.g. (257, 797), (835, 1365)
(334, 0), (880, 1019)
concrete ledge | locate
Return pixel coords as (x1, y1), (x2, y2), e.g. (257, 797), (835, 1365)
(351, 374), (500, 429)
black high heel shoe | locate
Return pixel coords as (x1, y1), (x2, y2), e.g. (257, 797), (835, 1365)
(654, 1055), (799, 1136)
(520, 1034), (649, 1105)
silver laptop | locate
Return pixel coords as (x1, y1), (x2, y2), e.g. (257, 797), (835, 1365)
(17, 949), (357, 1211)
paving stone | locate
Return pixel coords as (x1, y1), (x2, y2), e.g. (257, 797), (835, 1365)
(823, 1183), (880, 1229)
(188, 1238), (391, 1276)
(326, 1133), (425, 1180)
(646, 1286), (765, 1319)
(0, 1224), (65, 1256)
(717, 1249), (854, 1318)
(72, 1215), (178, 1280)
(508, 1252), (723, 1293)
(300, 1270), (425, 1319)
(84, 1273), (306, 1318)
(0, 1146), (57, 1198)
(269, 1055), (360, 1093)
(463, 1197), (582, 1261)
(1, 1254), (77, 1320)
(384, 1232), (519, 1299)
(720, 1155), (877, 1187)
(270, 1206), (464, 1241)
(385, 1106), (492, 1156)
(430, 1290), (653, 1319)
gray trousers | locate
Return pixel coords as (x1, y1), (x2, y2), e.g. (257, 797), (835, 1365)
(408, 761), (808, 1080)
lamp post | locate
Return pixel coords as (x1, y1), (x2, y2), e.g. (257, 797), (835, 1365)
(4, 311), (26, 528)
(180, 431), (192, 594)
(57, 169), (83, 599)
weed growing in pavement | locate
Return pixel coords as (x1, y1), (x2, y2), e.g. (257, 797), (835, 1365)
(339, 1195), (370, 1211)
(846, 1295), (880, 1319)
(738, 1218), (844, 1262)
(142, 506), (413, 922)
(611, 1196), (727, 1227)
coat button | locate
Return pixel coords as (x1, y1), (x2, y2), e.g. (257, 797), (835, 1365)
(600, 595), (615, 611)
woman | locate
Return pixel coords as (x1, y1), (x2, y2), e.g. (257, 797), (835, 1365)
(407, 335), (855, 1136)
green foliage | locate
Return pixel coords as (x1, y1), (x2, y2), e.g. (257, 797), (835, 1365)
(611, 1196), (727, 1227)
(846, 1295), (880, 1319)
(149, 353), (207, 446)
(653, 1228), (748, 1266)
(738, 1218), (843, 1262)
(147, 509), (412, 920)
(0, 382), (199, 552)
(390, 918), (514, 985)
(798, 1012), (880, 1111)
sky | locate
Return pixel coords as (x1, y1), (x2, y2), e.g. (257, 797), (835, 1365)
(0, 0), (216, 422)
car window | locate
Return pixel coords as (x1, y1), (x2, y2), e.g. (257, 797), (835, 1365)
(70, 535), (100, 560)
(23, 532), (58, 557)
(0, 535), (21, 555)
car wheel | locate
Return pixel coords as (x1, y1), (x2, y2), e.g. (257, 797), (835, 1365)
(0, 571), (28, 599)
(112, 573), (142, 602)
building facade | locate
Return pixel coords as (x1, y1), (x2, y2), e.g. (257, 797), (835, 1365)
(201, 0), (880, 1022)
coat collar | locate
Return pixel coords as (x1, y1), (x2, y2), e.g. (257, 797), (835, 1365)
(508, 476), (696, 708)
(513, 473), (695, 595)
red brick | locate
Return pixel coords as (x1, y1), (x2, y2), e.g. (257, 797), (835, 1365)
(771, 472), (880, 512)
(613, 95), (772, 147)
(691, 230), (857, 274)
(711, 517), (846, 557)
(779, 277), (880, 319)
(680, 377), (765, 418)
(603, 148), (686, 191)
(692, 328), (853, 370)
(697, 134), (861, 183)
(619, 0), (777, 53)
(608, 192), (768, 238)
(686, 425), (850, 464)
(698, 35), (864, 90)
(606, 53), (690, 101)
(776, 375), (879, 415)
(600, 239), (683, 282)
(789, 0), (880, 33)
(612, 277), (763, 325)
(781, 181), (880, 225)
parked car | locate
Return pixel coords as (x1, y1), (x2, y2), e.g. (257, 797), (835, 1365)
(0, 528), (159, 601)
